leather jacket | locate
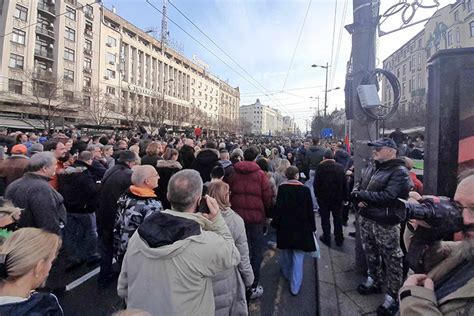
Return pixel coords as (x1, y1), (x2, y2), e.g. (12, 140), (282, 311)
(354, 159), (411, 225)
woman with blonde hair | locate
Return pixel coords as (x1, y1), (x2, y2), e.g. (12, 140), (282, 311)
(0, 228), (63, 315)
(273, 159), (291, 189)
(207, 180), (254, 316)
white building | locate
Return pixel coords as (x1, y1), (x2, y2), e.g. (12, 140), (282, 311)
(239, 99), (284, 135)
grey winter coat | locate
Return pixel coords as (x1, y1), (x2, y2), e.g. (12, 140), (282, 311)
(212, 207), (254, 316)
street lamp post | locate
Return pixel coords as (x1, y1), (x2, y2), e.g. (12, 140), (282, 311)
(310, 96), (320, 116)
(311, 63), (341, 117)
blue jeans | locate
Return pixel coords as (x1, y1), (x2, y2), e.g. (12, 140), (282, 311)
(65, 213), (100, 263)
(279, 249), (305, 295)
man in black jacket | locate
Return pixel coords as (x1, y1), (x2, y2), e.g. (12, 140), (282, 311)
(314, 150), (348, 247)
(303, 137), (326, 178)
(97, 150), (138, 288)
(351, 138), (411, 316)
(58, 151), (101, 270)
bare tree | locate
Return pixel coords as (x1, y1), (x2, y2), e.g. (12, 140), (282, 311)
(21, 69), (78, 130)
(115, 96), (144, 130)
(82, 87), (117, 127)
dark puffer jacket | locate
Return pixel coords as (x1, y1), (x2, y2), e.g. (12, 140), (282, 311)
(304, 145), (326, 174)
(190, 148), (220, 183)
(228, 161), (273, 225)
(355, 159), (411, 225)
(314, 159), (348, 206)
(179, 145), (195, 169)
(58, 160), (100, 214)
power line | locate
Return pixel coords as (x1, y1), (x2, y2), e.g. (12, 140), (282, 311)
(330, 0), (349, 90)
(240, 85), (325, 96)
(162, 0), (293, 114)
(281, 0), (313, 92)
(328, 0), (339, 90)
(0, 1), (99, 39)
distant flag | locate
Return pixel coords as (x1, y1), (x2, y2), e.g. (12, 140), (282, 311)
(344, 134), (351, 153)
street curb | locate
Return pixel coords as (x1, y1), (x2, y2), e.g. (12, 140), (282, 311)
(314, 257), (320, 316)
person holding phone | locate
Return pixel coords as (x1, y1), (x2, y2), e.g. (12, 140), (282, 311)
(118, 170), (240, 316)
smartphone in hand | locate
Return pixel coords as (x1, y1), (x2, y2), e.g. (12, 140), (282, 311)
(198, 196), (210, 214)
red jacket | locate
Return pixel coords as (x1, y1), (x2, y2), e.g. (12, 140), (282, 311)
(409, 172), (423, 194)
(228, 161), (273, 225)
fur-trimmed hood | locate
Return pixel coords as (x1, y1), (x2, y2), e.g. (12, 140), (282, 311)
(156, 159), (182, 170)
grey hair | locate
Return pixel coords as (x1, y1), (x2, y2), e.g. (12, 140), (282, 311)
(131, 165), (157, 186)
(86, 144), (102, 152)
(27, 152), (56, 172)
(167, 169), (203, 212)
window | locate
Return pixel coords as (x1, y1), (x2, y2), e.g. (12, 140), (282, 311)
(107, 36), (117, 47)
(65, 27), (75, 41)
(448, 30), (453, 46)
(64, 48), (75, 61)
(84, 57), (92, 69)
(418, 38), (423, 48)
(106, 52), (116, 64)
(106, 69), (116, 79)
(85, 39), (92, 51)
(84, 76), (91, 87)
(470, 21), (474, 37)
(411, 75), (415, 91)
(9, 53), (24, 69)
(402, 82), (406, 96)
(456, 28), (461, 43)
(84, 4), (93, 16)
(12, 28), (26, 45)
(454, 11), (459, 22)
(63, 90), (74, 101)
(83, 96), (91, 107)
(417, 74), (421, 90)
(469, 0), (473, 12)
(106, 86), (116, 95)
(418, 53), (421, 66)
(64, 69), (74, 81)
(8, 79), (22, 94)
(65, 6), (76, 20)
(402, 64), (406, 75)
(14, 4), (28, 21)
(85, 21), (92, 34)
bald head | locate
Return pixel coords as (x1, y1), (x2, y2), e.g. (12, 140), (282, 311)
(131, 165), (159, 189)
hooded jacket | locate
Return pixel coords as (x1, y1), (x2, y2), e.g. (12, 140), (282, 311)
(355, 159), (411, 225)
(117, 209), (241, 316)
(212, 207), (254, 316)
(218, 159), (235, 183)
(0, 292), (63, 316)
(314, 159), (348, 206)
(399, 235), (474, 316)
(58, 160), (100, 214)
(228, 161), (273, 225)
(0, 154), (29, 188)
(191, 148), (220, 183)
(155, 160), (182, 210)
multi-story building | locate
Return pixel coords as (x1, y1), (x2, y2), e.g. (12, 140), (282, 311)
(382, 0), (474, 114)
(282, 115), (297, 135)
(0, 1), (240, 131)
(240, 99), (284, 135)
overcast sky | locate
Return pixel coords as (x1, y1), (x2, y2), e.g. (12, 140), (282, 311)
(102, 0), (453, 130)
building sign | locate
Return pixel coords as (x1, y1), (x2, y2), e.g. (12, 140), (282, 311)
(126, 84), (161, 98)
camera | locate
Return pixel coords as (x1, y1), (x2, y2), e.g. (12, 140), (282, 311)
(401, 196), (464, 242)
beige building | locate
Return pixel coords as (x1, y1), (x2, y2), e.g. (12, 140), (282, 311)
(0, 0), (240, 131)
(382, 0), (474, 113)
(240, 99), (284, 135)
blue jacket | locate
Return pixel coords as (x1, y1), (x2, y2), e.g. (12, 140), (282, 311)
(0, 292), (63, 315)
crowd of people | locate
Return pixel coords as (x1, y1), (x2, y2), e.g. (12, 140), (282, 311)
(0, 127), (471, 316)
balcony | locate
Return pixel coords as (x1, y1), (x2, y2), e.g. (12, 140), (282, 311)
(33, 69), (54, 82)
(34, 49), (54, 61)
(37, 3), (55, 16)
(85, 12), (94, 20)
(36, 26), (55, 40)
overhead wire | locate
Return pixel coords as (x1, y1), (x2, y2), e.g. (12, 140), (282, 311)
(163, 0), (293, 114)
(280, 0), (313, 92)
(328, 0), (338, 89)
(240, 85), (325, 96)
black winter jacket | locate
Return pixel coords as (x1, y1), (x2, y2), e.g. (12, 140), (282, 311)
(179, 145), (195, 169)
(355, 159), (411, 225)
(272, 180), (316, 252)
(314, 160), (348, 206)
(97, 163), (133, 232)
(155, 160), (182, 210)
(304, 145), (326, 173)
(58, 160), (100, 214)
(191, 148), (220, 183)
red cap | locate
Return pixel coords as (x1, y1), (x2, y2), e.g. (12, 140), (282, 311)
(11, 144), (27, 155)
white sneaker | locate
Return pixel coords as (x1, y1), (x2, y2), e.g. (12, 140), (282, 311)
(250, 285), (264, 300)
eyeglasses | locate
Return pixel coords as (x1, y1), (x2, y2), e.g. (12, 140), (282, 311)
(454, 202), (474, 214)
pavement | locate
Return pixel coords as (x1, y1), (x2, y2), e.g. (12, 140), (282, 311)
(316, 213), (385, 316)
